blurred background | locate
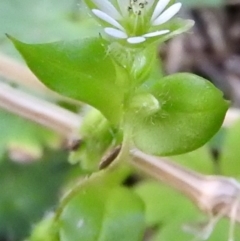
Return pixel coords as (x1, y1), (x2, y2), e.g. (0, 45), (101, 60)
(0, 0), (240, 240)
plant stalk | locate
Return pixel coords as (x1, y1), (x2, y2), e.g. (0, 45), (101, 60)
(0, 82), (81, 137)
(131, 149), (240, 223)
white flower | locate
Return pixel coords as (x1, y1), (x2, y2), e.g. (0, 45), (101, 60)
(87, 0), (182, 44)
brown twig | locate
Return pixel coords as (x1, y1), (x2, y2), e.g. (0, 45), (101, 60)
(131, 149), (240, 223)
(0, 82), (81, 138)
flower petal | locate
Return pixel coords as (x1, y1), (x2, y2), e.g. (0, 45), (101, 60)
(151, 0), (171, 21)
(92, 9), (125, 31)
(117, 0), (129, 17)
(143, 30), (170, 37)
(104, 27), (128, 39)
(152, 3), (182, 26)
(127, 37), (146, 44)
(92, 0), (122, 20)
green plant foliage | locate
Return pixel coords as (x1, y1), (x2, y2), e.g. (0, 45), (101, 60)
(131, 73), (228, 155)
(28, 214), (58, 241)
(0, 151), (70, 240)
(3, 1), (235, 240)
(135, 181), (240, 241)
(157, 218), (240, 241)
(172, 146), (214, 174)
(9, 36), (127, 124)
(60, 183), (145, 241)
(69, 109), (121, 171)
(220, 121), (240, 178)
(134, 181), (200, 227)
(9, 35), (228, 157)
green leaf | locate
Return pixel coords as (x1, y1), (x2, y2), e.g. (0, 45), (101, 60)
(153, 219), (195, 241)
(130, 73), (228, 156)
(28, 214), (58, 241)
(172, 146), (215, 174)
(60, 184), (145, 241)
(0, 151), (70, 240)
(135, 182), (240, 241)
(9, 36), (127, 124)
(108, 43), (158, 85)
(220, 121), (240, 178)
(134, 181), (199, 226)
(207, 219), (240, 241)
(156, 218), (240, 241)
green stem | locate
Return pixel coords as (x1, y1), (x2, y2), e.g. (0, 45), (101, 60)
(53, 127), (132, 223)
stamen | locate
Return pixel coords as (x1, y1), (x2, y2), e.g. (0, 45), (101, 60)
(130, 0), (147, 16)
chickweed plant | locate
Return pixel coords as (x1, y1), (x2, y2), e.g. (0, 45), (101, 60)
(7, 0), (230, 240)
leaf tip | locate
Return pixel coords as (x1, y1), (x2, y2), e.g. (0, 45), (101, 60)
(6, 33), (15, 40)
(6, 34), (19, 45)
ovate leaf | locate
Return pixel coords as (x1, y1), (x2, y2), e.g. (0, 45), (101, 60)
(28, 214), (58, 241)
(131, 73), (228, 156)
(172, 146), (214, 174)
(60, 184), (145, 241)
(9, 36), (127, 124)
(134, 181), (199, 226)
